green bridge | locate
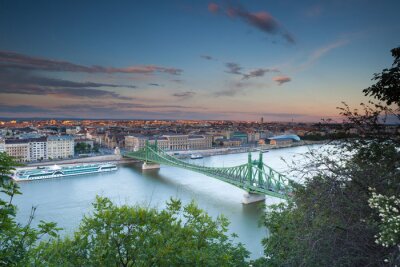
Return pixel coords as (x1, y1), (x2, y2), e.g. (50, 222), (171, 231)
(124, 141), (293, 202)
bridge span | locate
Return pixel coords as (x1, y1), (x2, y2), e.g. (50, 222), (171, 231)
(124, 140), (293, 203)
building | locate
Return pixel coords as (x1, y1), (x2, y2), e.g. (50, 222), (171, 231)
(248, 132), (264, 143)
(29, 137), (48, 161)
(125, 135), (143, 151)
(188, 135), (212, 150)
(47, 135), (74, 159)
(5, 139), (30, 162)
(269, 138), (293, 146)
(217, 138), (242, 147)
(125, 135), (151, 151)
(231, 132), (248, 144)
(212, 135), (224, 142)
(105, 133), (125, 149)
(164, 134), (189, 150)
(148, 136), (169, 150)
(258, 139), (267, 145)
(125, 134), (212, 151)
(268, 134), (300, 146)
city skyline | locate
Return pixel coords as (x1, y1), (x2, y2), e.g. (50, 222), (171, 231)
(0, 0), (399, 122)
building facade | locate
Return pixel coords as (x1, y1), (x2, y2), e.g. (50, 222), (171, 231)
(164, 135), (189, 150)
(148, 137), (169, 150)
(29, 137), (48, 161)
(231, 132), (248, 144)
(47, 135), (74, 159)
(188, 135), (212, 150)
(125, 134), (212, 151)
(125, 135), (146, 151)
(5, 139), (30, 162)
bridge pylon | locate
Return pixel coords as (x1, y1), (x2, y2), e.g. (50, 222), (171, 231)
(242, 192), (266, 204)
(242, 151), (266, 204)
(142, 139), (160, 170)
(142, 162), (160, 170)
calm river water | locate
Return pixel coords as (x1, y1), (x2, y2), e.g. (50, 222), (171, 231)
(13, 145), (319, 259)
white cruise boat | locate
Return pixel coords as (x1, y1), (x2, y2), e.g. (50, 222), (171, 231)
(190, 153), (203, 159)
(13, 163), (118, 181)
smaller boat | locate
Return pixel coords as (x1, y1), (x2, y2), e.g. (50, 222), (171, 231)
(190, 153), (203, 159)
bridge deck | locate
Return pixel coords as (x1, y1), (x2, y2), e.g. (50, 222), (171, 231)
(125, 143), (293, 199)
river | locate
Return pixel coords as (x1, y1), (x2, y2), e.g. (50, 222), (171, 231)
(13, 144), (320, 259)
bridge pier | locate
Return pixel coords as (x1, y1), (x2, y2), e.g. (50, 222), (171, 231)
(142, 162), (160, 170)
(242, 192), (266, 204)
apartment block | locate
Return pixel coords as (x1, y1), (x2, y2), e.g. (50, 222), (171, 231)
(47, 135), (74, 159)
(125, 134), (212, 151)
(29, 137), (48, 161)
(5, 139), (30, 162)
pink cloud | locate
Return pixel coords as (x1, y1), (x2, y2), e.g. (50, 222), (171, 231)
(253, 12), (274, 24)
(273, 75), (291, 85)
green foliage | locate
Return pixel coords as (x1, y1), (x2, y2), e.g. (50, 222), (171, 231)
(0, 152), (61, 266)
(93, 143), (100, 153)
(0, 152), (21, 182)
(363, 47), (400, 107)
(368, 190), (400, 248)
(74, 142), (92, 154)
(34, 197), (249, 266)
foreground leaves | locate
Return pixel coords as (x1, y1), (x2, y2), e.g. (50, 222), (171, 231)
(33, 197), (249, 266)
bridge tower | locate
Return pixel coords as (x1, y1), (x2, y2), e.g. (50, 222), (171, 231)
(242, 151), (266, 204)
(142, 139), (161, 170)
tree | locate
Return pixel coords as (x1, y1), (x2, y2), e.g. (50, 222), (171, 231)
(33, 197), (249, 266)
(74, 142), (91, 154)
(0, 152), (60, 266)
(363, 47), (400, 107)
(93, 143), (100, 153)
(257, 47), (400, 266)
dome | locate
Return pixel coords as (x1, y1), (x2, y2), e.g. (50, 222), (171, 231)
(268, 134), (301, 141)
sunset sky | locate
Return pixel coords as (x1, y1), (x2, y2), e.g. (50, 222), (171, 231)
(0, 0), (399, 121)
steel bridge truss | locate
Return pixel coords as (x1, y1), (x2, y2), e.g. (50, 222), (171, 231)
(125, 141), (293, 199)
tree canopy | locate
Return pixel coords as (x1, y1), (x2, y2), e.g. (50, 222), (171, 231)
(33, 197), (249, 266)
(363, 47), (400, 107)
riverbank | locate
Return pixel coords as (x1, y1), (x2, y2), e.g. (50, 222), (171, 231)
(169, 140), (326, 159)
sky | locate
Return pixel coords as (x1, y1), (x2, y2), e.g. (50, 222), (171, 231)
(0, 0), (399, 122)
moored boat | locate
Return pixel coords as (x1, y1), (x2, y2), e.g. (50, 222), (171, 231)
(190, 153), (203, 159)
(13, 163), (118, 181)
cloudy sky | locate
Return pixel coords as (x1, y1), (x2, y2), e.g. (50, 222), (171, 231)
(0, 0), (399, 121)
